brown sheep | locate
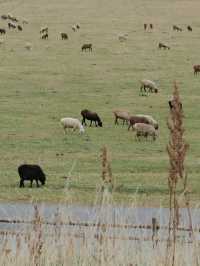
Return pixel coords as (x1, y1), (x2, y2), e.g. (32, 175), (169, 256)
(82, 43), (92, 52)
(128, 116), (150, 131)
(113, 110), (131, 125)
(193, 65), (200, 75)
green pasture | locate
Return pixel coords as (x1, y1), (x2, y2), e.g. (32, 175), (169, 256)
(0, 0), (200, 205)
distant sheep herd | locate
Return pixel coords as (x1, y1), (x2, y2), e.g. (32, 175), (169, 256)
(0, 13), (193, 187)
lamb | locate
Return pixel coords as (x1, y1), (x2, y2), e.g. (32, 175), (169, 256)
(81, 109), (102, 127)
(128, 115), (150, 131)
(113, 110), (131, 125)
(140, 79), (158, 94)
(135, 114), (159, 129)
(60, 117), (84, 134)
(133, 123), (158, 141)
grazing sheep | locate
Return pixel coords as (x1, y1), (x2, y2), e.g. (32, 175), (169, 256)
(17, 25), (22, 31)
(135, 114), (158, 129)
(8, 22), (16, 29)
(24, 42), (32, 50)
(0, 28), (6, 34)
(61, 32), (68, 40)
(187, 25), (192, 31)
(113, 110), (131, 125)
(40, 27), (48, 34)
(81, 43), (92, 52)
(133, 123), (158, 141)
(41, 33), (48, 39)
(60, 117), (85, 133)
(128, 115), (150, 131)
(81, 109), (102, 127)
(18, 164), (46, 188)
(173, 25), (182, 32)
(144, 23), (147, 30)
(158, 42), (170, 50)
(193, 65), (200, 75)
(140, 79), (158, 95)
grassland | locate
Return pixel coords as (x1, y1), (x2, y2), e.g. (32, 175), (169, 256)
(0, 0), (200, 205)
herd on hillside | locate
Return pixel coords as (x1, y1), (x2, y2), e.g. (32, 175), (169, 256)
(0, 13), (197, 187)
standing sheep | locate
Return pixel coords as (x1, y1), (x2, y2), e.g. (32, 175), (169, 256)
(133, 123), (158, 141)
(140, 79), (158, 95)
(81, 109), (102, 127)
(128, 116), (150, 130)
(60, 117), (85, 134)
(113, 110), (131, 125)
(135, 114), (159, 129)
(193, 65), (200, 75)
(61, 33), (68, 40)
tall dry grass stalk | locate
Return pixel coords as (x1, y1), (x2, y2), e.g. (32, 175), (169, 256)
(165, 82), (197, 266)
(100, 146), (114, 193)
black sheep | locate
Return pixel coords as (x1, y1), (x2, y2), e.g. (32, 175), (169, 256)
(81, 109), (102, 127)
(18, 164), (46, 188)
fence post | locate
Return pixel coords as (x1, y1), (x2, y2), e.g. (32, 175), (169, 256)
(152, 217), (159, 247)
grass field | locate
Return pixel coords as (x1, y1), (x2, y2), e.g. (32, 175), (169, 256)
(0, 0), (200, 205)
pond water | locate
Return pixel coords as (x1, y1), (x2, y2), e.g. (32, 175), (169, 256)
(0, 202), (199, 234)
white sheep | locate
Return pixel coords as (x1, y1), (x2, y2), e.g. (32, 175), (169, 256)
(60, 117), (85, 134)
(135, 114), (159, 129)
(133, 123), (158, 141)
(140, 79), (158, 94)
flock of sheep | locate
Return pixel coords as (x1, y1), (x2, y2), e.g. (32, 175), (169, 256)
(60, 109), (159, 142)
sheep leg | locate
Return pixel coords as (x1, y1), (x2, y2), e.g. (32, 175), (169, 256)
(89, 120), (92, 127)
(114, 117), (118, 125)
(30, 179), (33, 187)
(36, 179), (39, 187)
(19, 179), (24, 187)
